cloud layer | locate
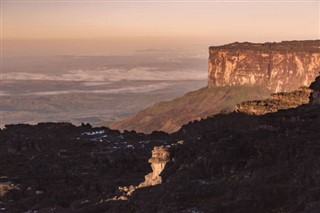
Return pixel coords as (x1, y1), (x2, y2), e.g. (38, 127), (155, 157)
(24, 82), (172, 96)
(2, 67), (207, 82)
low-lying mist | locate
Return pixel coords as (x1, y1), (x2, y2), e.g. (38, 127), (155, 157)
(1, 51), (207, 127)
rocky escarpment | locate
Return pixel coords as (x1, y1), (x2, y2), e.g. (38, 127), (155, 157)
(208, 40), (320, 92)
(236, 74), (320, 115)
(236, 87), (311, 115)
(111, 40), (320, 133)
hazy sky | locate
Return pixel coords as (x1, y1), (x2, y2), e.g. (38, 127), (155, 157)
(2, 0), (320, 55)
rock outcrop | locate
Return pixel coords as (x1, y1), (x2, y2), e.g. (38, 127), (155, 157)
(208, 40), (320, 92)
(236, 74), (320, 115)
(309, 75), (320, 105)
(116, 145), (170, 199)
(236, 87), (311, 115)
(139, 146), (170, 187)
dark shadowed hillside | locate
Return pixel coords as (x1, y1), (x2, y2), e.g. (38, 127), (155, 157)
(115, 104), (320, 213)
(2, 103), (320, 212)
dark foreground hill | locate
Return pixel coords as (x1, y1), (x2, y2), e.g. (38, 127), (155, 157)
(127, 105), (320, 213)
(1, 102), (320, 212)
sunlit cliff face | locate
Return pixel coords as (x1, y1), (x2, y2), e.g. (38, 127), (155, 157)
(139, 146), (170, 187)
(208, 41), (320, 93)
(116, 146), (170, 200)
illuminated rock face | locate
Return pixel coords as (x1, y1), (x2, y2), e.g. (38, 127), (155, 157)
(117, 146), (170, 199)
(236, 87), (311, 115)
(139, 146), (170, 187)
(208, 40), (320, 92)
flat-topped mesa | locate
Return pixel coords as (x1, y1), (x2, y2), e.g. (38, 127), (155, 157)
(208, 40), (320, 92)
(139, 146), (170, 187)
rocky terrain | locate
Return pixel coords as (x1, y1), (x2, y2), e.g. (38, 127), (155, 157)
(121, 104), (320, 213)
(111, 40), (320, 133)
(1, 77), (320, 212)
(208, 40), (320, 92)
(0, 122), (174, 213)
(309, 76), (320, 105)
(236, 87), (311, 115)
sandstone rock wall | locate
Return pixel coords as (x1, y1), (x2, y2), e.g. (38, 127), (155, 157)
(139, 146), (170, 187)
(236, 87), (311, 115)
(208, 40), (320, 92)
(116, 145), (170, 199)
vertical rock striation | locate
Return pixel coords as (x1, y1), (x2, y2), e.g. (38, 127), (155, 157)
(208, 40), (320, 92)
(235, 87), (311, 115)
(139, 146), (170, 187)
(116, 146), (170, 199)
